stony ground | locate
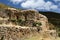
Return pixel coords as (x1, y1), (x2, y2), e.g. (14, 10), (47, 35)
(0, 24), (59, 40)
(24, 34), (60, 40)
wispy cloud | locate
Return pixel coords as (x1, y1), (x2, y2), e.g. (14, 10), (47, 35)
(9, 0), (60, 13)
(9, 0), (24, 4)
(21, 0), (58, 11)
(53, 0), (60, 2)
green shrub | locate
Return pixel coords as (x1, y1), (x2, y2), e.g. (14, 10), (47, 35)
(58, 32), (60, 37)
(17, 19), (23, 23)
(37, 23), (42, 26)
(10, 19), (16, 22)
(33, 22), (42, 27)
(33, 22), (36, 26)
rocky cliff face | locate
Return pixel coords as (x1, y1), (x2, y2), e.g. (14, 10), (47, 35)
(0, 8), (58, 40)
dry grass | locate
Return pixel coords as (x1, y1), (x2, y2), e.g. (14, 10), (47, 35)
(24, 34), (60, 40)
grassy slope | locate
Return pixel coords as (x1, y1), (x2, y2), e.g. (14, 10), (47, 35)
(0, 3), (21, 10)
(0, 3), (11, 9)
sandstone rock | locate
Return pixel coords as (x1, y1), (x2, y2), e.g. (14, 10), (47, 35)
(0, 8), (58, 40)
(5, 9), (48, 29)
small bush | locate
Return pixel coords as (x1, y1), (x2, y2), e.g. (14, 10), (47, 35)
(17, 19), (23, 23)
(58, 32), (60, 37)
(33, 22), (42, 27)
(10, 19), (16, 22)
(37, 23), (42, 26)
(33, 23), (36, 26)
(17, 19), (25, 26)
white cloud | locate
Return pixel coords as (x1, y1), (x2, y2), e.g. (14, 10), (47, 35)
(21, 0), (58, 11)
(9, 0), (59, 12)
(54, 0), (60, 2)
(50, 5), (58, 10)
(9, 0), (24, 4)
(44, 1), (58, 10)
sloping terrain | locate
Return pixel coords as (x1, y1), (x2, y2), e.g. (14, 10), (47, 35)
(39, 11), (60, 37)
(0, 3), (59, 40)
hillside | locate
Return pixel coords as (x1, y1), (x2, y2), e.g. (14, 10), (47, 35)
(0, 3), (11, 9)
(0, 3), (21, 10)
(0, 3), (60, 40)
(39, 12), (60, 37)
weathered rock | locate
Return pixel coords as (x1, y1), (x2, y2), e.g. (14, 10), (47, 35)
(5, 9), (49, 30)
(0, 8), (58, 40)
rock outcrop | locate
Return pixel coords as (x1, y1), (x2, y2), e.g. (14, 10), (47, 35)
(0, 8), (58, 40)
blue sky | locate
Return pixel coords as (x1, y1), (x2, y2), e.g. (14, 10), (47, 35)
(0, 0), (60, 13)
